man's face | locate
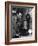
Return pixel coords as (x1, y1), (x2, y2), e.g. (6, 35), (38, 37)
(17, 12), (22, 19)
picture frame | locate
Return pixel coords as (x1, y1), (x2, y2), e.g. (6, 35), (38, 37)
(5, 1), (37, 45)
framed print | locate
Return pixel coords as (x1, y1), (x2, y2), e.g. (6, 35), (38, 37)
(5, 1), (37, 45)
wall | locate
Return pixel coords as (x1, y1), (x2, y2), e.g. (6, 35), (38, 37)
(0, 0), (38, 46)
(37, 3), (38, 42)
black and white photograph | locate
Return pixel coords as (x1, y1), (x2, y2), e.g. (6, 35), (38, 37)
(11, 6), (32, 38)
